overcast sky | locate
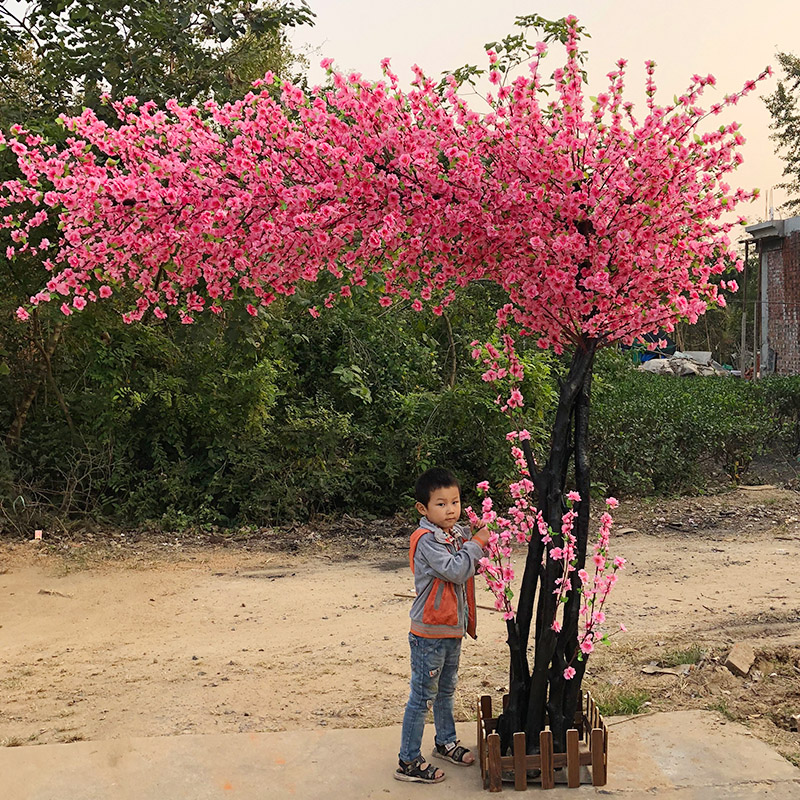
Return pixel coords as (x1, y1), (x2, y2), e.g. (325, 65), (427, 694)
(292, 0), (800, 227)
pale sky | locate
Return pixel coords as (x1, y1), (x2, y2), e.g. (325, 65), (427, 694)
(292, 0), (800, 226)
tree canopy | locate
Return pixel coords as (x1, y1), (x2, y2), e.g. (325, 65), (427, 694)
(765, 51), (800, 213)
(3, 17), (768, 361)
(0, 0), (314, 115)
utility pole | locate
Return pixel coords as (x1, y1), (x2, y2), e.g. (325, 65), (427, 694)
(741, 240), (748, 378)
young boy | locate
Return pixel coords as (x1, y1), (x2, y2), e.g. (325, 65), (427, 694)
(395, 467), (489, 784)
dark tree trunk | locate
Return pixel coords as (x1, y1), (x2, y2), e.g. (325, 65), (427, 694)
(548, 347), (594, 751)
(495, 335), (597, 755)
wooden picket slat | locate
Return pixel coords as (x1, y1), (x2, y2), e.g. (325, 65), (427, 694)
(482, 695), (494, 721)
(513, 732), (527, 791)
(478, 699), (487, 788)
(591, 728), (607, 786)
(488, 733), (503, 792)
(566, 728), (580, 788)
(539, 730), (554, 790)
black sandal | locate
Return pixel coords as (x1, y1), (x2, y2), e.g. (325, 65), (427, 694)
(432, 739), (474, 766)
(395, 756), (446, 783)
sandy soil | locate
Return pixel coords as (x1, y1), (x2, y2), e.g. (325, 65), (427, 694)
(1, 486), (799, 765)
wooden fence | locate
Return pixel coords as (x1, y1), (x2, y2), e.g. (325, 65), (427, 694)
(477, 692), (608, 791)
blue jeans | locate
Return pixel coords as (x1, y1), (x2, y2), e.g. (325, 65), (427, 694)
(398, 633), (462, 763)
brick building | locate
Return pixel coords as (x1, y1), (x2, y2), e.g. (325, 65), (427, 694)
(745, 215), (800, 375)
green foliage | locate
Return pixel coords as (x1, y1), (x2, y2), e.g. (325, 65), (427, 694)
(7, 299), (800, 529)
(589, 357), (800, 496)
(765, 51), (800, 213)
(591, 368), (773, 494)
(0, 283), (557, 528)
(4, 1), (314, 110)
(756, 375), (800, 455)
(660, 644), (704, 667)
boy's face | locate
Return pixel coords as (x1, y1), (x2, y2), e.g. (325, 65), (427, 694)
(416, 485), (461, 532)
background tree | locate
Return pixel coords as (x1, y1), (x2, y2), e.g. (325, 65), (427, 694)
(0, 0), (314, 110)
(1, 14), (768, 755)
(765, 51), (800, 213)
(0, 0), (314, 498)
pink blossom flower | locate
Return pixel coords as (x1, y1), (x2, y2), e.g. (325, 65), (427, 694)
(563, 666), (576, 680)
(507, 388), (524, 408)
(606, 497), (619, 509)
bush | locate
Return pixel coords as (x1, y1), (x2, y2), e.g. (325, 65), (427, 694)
(591, 366), (776, 495)
(6, 292), (800, 531)
(0, 284), (556, 528)
(756, 376), (800, 457)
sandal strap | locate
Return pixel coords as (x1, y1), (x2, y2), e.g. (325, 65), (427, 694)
(398, 757), (440, 779)
(449, 745), (470, 762)
(438, 740), (471, 762)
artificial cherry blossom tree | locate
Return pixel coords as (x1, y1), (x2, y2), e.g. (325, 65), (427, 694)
(1, 16), (769, 755)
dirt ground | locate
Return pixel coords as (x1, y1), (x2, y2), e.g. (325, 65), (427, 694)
(1, 486), (799, 767)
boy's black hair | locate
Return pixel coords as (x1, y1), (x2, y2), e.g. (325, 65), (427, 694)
(415, 467), (460, 505)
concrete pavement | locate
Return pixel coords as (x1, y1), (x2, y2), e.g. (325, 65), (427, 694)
(3, 711), (800, 800)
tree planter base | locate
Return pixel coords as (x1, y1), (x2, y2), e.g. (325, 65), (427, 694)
(477, 692), (608, 791)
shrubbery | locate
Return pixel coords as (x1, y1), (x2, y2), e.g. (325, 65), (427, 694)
(0, 285), (555, 529)
(3, 303), (800, 533)
(590, 362), (780, 495)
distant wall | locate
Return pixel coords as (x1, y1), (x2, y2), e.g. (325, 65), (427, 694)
(768, 230), (800, 376)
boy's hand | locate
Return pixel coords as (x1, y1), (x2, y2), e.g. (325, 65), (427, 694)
(471, 525), (490, 548)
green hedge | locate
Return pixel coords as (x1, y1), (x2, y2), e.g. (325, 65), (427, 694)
(590, 365), (797, 496)
(4, 303), (800, 532)
(0, 285), (555, 529)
